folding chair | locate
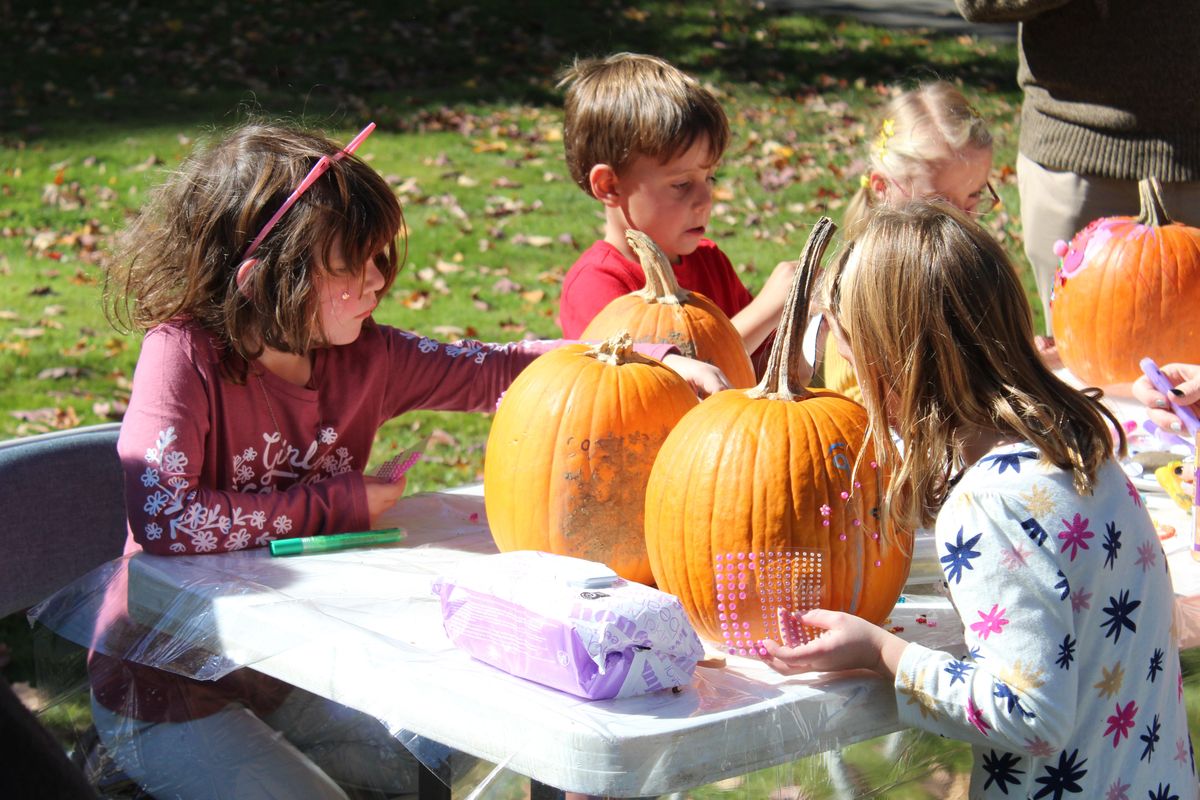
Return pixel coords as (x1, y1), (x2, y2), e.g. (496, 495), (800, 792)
(0, 422), (128, 618)
(0, 423), (129, 798)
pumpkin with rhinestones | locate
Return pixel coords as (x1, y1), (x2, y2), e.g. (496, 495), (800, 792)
(582, 230), (757, 389)
(644, 218), (912, 652)
(484, 333), (698, 585)
(1052, 177), (1200, 386)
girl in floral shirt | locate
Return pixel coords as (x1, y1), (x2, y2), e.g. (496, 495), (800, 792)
(763, 202), (1197, 799)
(91, 122), (724, 800)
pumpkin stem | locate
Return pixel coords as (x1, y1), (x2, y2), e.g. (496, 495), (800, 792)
(1136, 176), (1174, 227)
(626, 230), (692, 306)
(585, 330), (656, 367)
(746, 216), (837, 401)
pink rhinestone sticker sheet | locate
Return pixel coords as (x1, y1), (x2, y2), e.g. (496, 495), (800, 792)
(712, 548), (825, 658)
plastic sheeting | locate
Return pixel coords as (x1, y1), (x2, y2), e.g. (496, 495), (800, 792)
(28, 474), (1199, 797)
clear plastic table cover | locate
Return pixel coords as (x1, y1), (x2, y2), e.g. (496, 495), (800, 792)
(28, 481), (1199, 797)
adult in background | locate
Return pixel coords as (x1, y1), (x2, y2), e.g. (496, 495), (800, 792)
(954, 0), (1200, 360)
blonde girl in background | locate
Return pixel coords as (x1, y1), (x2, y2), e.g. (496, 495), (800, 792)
(816, 81), (997, 401)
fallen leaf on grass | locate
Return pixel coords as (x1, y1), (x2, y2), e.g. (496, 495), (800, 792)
(37, 366), (88, 380)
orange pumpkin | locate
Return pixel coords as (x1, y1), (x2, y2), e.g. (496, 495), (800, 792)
(1052, 177), (1200, 386)
(644, 218), (912, 652)
(582, 230), (757, 389)
(484, 333), (699, 585)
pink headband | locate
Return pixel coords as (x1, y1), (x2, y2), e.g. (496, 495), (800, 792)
(241, 122), (376, 260)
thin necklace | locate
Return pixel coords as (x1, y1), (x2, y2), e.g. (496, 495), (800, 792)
(253, 367), (337, 477)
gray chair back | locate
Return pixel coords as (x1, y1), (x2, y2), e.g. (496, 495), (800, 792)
(0, 423), (127, 618)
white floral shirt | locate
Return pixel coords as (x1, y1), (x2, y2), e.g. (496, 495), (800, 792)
(895, 442), (1197, 799)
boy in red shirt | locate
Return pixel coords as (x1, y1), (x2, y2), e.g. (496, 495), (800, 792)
(556, 52), (796, 370)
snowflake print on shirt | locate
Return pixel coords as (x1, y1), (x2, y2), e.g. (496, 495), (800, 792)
(971, 604), (1009, 640)
(944, 659), (974, 685)
(1100, 590), (1139, 644)
(1033, 749), (1086, 799)
(967, 696), (991, 735)
(942, 527), (982, 584)
(980, 450), (1038, 474)
(1140, 714), (1161, 762)
(1057, 513), (1093, 561)
(1148, 784), (1180, 800)
(1102, 521), (1121, 569)
(1148, 649), (1164, 682)
(981, 750), (1024, 794)
(1104, 778), (1131, 800)
(1125, 477), (1142, 508)
(1056, 634), (1076, 669)
(1135, 540), (1158, 571)
(1103, 700), (1137, 748)
(1094, 662), (1125, 700)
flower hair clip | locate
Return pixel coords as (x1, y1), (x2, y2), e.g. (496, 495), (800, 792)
(873, 118), (896, 161)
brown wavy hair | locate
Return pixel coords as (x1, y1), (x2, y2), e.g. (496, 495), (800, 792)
(558, 52), (730, 196)
(826, 202), (1123, 530)
(105, 122), (405, 380)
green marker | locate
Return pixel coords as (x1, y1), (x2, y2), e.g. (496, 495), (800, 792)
(269, 528), (405, 557)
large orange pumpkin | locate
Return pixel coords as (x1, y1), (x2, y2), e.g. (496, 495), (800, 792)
(484, 333), (699, 585)
(1051, 177), (1200, 386)
(644, 218), (912, 653)
(582, 230), (757, 389)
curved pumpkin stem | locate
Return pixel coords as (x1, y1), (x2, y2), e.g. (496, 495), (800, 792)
(746, 216), (837, 402)
(585, 330), (657, 367)
(626, 230), (692, 306)
(1136, 176), (1174, 227)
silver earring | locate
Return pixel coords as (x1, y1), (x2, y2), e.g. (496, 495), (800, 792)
(340, 291), (351, 301)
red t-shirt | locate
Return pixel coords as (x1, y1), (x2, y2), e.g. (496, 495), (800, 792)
(557, 239), (755, 338)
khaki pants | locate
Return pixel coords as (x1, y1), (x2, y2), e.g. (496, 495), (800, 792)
(1016, 153), (1200, 334)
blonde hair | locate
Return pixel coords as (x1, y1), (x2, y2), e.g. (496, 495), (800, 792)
(105, 123), (405, 380)
(828, 202), (1122, 531)
(842, 82), (992, 239)
(558, 52), (730, 196)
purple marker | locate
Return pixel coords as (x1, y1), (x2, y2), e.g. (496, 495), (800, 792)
(1143, 419), (1194, 451)
(1140, 357), (1200, 436)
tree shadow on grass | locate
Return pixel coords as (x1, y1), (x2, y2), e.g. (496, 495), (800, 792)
(2, 0), (1015, 141)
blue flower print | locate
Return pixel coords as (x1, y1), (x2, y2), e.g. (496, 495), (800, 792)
(1140, 713), (1161, 762)
(981, 450), (1038, 474)
(1033, 748), (1087, 799)
(941, 528), (982, 584)
(1148, 783), (1180, 800)
(1056, 634), (1076, 670)
(1148, 648), (1164, 682)
(982, 749), (1025, 795)
(1054, 570), (1070, 601)
(944, 660), (974, 685)
(995, 681), (1036, 719)
(1100, 589), (1140, 644)
(1102, 521), (1121, 570)
(1022, 517), (1049, 547)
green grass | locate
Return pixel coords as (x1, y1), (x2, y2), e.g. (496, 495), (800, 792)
(0, 1), (1143, 796)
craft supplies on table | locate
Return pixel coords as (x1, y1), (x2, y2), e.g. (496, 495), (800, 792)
(432, 550), (703, 699)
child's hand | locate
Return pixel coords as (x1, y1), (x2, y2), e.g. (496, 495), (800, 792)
(1132, 361), (1200, 433)
(364, 475), (407, 527)
(662, 354), (732, 398)
(760, 608), (906, 680)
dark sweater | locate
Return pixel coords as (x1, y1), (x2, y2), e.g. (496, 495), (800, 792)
(956, 0), (1200, 181)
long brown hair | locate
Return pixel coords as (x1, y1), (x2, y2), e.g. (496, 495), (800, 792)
(828, 202), (1123, 530)
(105, 122), (405, 379)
